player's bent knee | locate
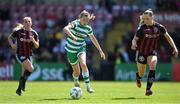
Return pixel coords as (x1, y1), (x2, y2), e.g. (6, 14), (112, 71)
(80, 62), (87, 69)
(149, 61), (157, 70)
(74, 70), (80, 76)
(29, 66), (34, 72)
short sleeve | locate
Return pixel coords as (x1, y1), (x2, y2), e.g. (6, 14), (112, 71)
(68, 20), (77, 28)
(33, 30), (39, 41)
(88, 26), (94, 36)
(136, 25), (143, 38)
(11, 30), (18, 38)
(159, 24), (167, 34)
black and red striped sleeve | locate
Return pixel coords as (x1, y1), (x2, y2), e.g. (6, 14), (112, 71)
(32, 30), (39, 41)
(159, 24), (167, 35)
(11, 30), (18, 38)
(136, 25), (143, 39)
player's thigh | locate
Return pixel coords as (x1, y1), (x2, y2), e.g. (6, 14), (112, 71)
(147, 55), (157, 70)
(67, 52), (79, 66)
(78, 52), (87, 67)
(22, 59), (34, 72)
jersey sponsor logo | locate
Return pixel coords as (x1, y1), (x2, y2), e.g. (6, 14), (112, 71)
(21, 33), (26, 35)
(154, 27), (158, 33)
(20, 38), (31, 42)
(145, 34), (160, 38)
(139, 56), (145, 62)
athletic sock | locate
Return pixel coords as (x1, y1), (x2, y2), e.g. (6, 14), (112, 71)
(72, 74), (79, 83)
(17, 77), (23, 90)
(82, 71), (90, 88)
(146, 70), (156, 90)
(136, 72), (142, 80)
(21, 70), (32, 90)
(23, 70), (32, 81)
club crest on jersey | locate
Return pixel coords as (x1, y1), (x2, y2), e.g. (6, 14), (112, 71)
(139, 56), (145, 62)
(154, 27), (158, 33)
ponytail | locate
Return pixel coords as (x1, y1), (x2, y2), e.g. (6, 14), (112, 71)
(89, 13), (95, 21)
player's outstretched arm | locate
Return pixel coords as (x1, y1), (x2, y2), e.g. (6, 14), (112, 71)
(89, 35), (106, 60)
(164, 32), (178, 57)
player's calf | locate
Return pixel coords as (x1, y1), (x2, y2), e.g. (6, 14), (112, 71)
(21, 70), (32, 91)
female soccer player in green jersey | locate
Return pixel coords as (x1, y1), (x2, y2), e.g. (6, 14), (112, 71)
(63, 10), (106, 93)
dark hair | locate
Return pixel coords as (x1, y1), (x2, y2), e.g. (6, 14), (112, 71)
(143, 8), (153, 17)
(79, 10), (95, 21)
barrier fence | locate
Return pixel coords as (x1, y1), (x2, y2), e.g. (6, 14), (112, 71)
(0, 62), (179, 81)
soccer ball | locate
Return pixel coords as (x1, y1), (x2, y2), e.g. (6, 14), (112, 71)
(70, 87), (83, 100)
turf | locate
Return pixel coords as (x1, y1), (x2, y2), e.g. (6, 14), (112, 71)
(0, 81), (180, 104)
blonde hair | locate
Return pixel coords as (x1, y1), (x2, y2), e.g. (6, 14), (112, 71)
(79, 10), (95, 21)
(23, 16), (32, 21)
(139, 8), (153, 26)
(13, 23), (23, 31)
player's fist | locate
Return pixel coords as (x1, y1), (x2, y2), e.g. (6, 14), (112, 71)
(131, 43), (137, 50)
(100, 51), (106, 60)
(173, 49), (178, 58)
(11, 44), (17, 50)
(30, 35), (35, 42)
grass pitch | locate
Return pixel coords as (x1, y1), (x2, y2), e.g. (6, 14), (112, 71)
(0, 81), (180, 104)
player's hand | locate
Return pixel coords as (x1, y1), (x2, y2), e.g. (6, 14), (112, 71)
(72, 36), (78, 41)
(73, 37), (77, 41)
(131, 42), (137, 50)
(100, 51), (106, 60)
(173, 49), (178, 58)
(30, 35), (35, 42)
(11, 44), (16, 50)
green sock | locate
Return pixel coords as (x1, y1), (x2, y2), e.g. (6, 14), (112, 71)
(82, 71), (90, 88)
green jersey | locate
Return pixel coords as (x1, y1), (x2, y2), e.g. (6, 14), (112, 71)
(65, 19), (93, 53)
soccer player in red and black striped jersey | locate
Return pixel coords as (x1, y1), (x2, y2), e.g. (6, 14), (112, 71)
(8, 17), (39, 96)
(131, 9), (178, 96)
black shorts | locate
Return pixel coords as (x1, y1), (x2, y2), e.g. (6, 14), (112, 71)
(135, 50), (157, 64)
(16, 54), (32, 64)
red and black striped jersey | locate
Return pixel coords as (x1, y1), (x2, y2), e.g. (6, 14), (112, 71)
(11, 28), (39, 56)
(136, 22), (167, 55)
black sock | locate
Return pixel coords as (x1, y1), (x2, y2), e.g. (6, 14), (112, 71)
(17, 77), (23, 90)
(23, 70), (32, 81)
(146, 70), (156, 91)
(136, 72), (141, 80)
